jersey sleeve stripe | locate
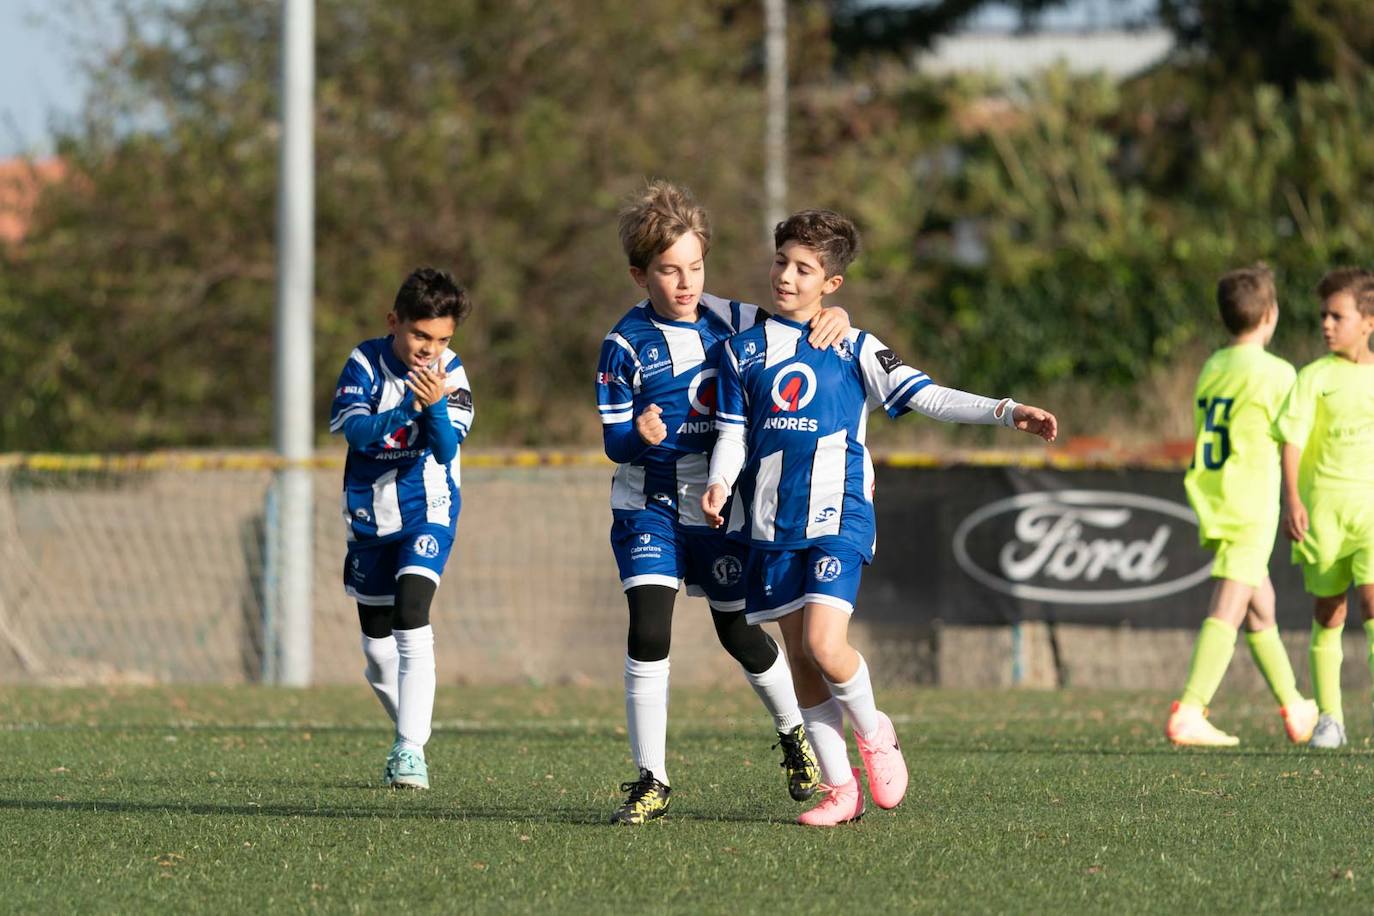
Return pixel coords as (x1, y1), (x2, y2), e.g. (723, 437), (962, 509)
(715, 410), (746, 422)
(885, 374), (932, 410)
(599, 401), (633, 411)
(601, 411), (634, 424)
(329, 404), (371, 431)
(349, 349), (374, 379)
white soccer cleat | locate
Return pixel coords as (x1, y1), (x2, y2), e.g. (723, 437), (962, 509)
(1308, 714), (1347, 750)
(1165, 701), (1239, 748)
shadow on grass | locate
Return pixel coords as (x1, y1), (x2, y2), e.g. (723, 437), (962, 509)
(0, 797), (788, 825)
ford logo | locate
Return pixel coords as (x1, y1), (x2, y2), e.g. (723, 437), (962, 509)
(952, 490), (1213, 605)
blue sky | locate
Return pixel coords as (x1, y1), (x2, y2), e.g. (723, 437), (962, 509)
(0, 0), (1160, 159)
(0, 0), (90, 157)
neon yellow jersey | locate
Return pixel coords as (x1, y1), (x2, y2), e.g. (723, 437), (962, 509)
(1183, 345), (1295, 541)
(1273, 354), (1374, 498)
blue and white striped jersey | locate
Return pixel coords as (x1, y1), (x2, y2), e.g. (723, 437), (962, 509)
(595, 293), (763, 527)
(329, 336), (474, 543)
(712, 317), (933, 559)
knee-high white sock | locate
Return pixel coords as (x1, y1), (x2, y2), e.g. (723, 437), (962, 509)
(393, 625), (435, 752)
(800, 697), (853, 786)
(624, 656), (670, 785)
(741, 649), (803, 733)
(826, 654), (880, 740)
(361, 633), (399, 724)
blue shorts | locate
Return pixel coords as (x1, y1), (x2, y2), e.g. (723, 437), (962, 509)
(610, 508), (747, 612)
(344, 523), (455, 606)
(746, 544), (866, 625)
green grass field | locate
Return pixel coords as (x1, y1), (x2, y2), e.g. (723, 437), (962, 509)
(4, 685), (1374, 914)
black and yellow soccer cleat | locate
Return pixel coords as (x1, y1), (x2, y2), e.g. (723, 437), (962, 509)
(610, 768), (672, 825)
(774, 724), (821, 801)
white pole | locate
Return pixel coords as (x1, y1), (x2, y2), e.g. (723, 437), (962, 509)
(271, 0), (314, 686)
(763, 0), (788, 245)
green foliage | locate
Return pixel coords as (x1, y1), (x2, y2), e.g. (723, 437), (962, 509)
(3, 1), (1374, 450)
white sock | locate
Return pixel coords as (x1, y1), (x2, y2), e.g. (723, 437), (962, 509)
(624, 655), (670, 785)
(826, 654), (880, 740)
(360, 633), (399, 724)
(741, 647), (803, 733)
(800, 697), (853, 786)
(393, 625), (436, 753)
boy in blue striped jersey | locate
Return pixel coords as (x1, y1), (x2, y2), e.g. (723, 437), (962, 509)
(704, 210), (1057, 826)
(595, 181), (848, 824)
(329, 267), (474, 790)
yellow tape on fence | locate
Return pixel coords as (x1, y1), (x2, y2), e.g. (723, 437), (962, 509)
(0, 448), (1190, 472)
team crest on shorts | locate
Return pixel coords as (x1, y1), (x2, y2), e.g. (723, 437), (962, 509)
(712, 555), (743, 586)
(814, 556), (843, 583)
(413, 534), (440, 559)
(639, 533), (652, 545)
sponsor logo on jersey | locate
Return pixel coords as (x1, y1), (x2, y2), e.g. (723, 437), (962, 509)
(813, 506), (838, 525)
(383, 422), (415, 450)
(427, 495), (450, 511)
(337, 385), (365, 397)
(875, 349), (904, 373)
(712, 555), (743, 586)
(770, 363), (818, 413)
(814, 556), (843, 583)
(447, 387), (473, 410)
(639, 533), (652, 544)
(645, 347), (659, 362)
(353, 507), (372, 522)
(651, 493), (674, 507)
(688, 369), (718, 417)
(412, 534), (441, 559)
(834, 340), (854, 362)
(744, 341), (757, 357)
(951, 491), (1211, 604)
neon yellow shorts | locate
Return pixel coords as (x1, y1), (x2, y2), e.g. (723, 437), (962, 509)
(1203, 538), (1271, 588)
(1293, 492), (1374, 597)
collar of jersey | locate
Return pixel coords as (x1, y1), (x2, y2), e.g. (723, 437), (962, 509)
(641, 299), (706, 328)
(379, 336), (412, 378)
(768, 313), (811, 332)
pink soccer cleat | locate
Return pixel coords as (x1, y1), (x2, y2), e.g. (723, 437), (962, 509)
(797, 767), (864, 827)
(854, 711), (908, 809)
(1280, 698), (1319, 745)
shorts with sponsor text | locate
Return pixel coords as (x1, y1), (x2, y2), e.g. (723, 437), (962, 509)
(610, 504), (748, 611)
(745, 544), (866, 625)
(345, 523), (455, 605)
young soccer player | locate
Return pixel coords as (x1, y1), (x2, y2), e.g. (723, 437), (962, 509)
(328, 267), (474, 788)
(1165, 263), (1318, 747)
(595, 181), (847, 825)
(703, 209), (1057, 826)
(1273, 267), (1374, 749)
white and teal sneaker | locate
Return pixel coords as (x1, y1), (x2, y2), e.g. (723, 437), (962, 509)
(384, 742), (430, 789)
(1308, 714), (1347, 750)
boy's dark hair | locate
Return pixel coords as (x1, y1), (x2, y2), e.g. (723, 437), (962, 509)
(773, 209), (860, 276)
(1316, 266), (1374, 303)
(1215, 262), (1276, 335)
(393, 267), (472, 324)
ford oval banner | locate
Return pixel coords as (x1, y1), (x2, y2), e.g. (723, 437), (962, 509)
(860, 465), (1309, 628)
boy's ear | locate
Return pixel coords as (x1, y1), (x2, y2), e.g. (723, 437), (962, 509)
(629, 266), (648, 290)
(386, 311), (401, 334)
(823, 274), (845, 296)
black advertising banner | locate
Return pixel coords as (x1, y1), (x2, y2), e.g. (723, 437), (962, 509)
(859, 465), (1310, 629)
